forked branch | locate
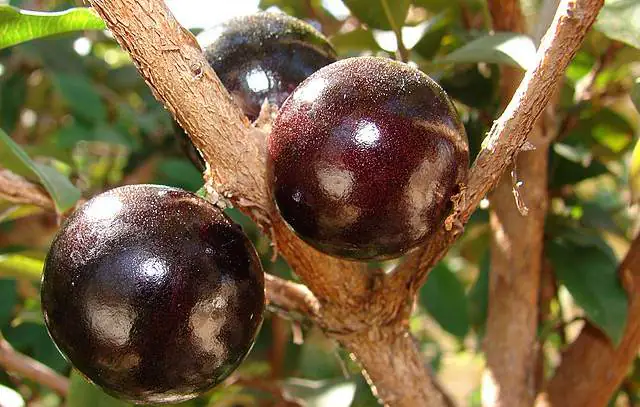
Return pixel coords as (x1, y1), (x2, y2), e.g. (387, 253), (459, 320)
(389, 0), (604, 293)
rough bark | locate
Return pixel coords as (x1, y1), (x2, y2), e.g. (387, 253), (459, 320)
(541, 234), (640, 407)
(481, 1), (551, 406)
(389, 0), (603, 297)
(84, 2), (447, 406)
(3, 0), (604, 405)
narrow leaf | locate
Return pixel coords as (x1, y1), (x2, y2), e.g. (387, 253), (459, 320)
(0, 253), (43, 280)
(0, 128), (80, 212)
(439, 32), (536, 70)
(0, 6), (105, 50)
(548, 237), (628, 345)
(420, 263), (470, 338)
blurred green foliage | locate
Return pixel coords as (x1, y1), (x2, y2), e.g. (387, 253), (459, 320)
(0, 0), (638, 406)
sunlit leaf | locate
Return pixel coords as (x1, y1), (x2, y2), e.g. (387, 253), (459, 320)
(548, 235), (628, 345)
(0, 253), (43, 280)
(439, 32), (536, 70)
(413, 12), (450, 60)
(0, 6), (105, 50)
(420, 263), (469, 339)
(0, 128), (81, 212)
(595, 0), (640, 49)
(330, 28), (381, 54)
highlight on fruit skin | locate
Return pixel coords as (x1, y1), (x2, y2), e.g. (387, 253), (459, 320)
(197, 11), (338, 122)
(268, 56), (469, 261)
(40, 184), (265, 404)
(175, 11), (337, 171)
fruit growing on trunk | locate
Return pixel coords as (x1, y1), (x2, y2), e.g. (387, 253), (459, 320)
(268, 57), (469, 261)
(41, 184), (265, 404)
(176, 12), (337, 170)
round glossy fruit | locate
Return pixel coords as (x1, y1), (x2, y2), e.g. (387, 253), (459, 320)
(41, 185), (265, 404)
(268, 57), (469, 261)
(197, 12), (337, 121)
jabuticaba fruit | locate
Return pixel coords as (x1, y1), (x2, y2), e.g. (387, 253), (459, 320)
(197, 12), (337, 121)
(41, 184), (265, 404)
(176, 12), (337, 170)
(267, 57), (469, 261)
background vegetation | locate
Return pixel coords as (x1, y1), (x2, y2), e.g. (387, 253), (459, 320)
(0, 0), (639, 406)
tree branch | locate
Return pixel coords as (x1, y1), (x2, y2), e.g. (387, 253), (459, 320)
(0, 336), (69, 396)
(82, 0), (603, 406)
(540, 233), (640, 407)
(389, 0), (604, 294)
(85, 2), (445, 406)
(481, 1), (551, 406)
(0, 169), (55, 210)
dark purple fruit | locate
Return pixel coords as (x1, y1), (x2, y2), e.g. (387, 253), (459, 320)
(268, 57), (469, 261)
(198, 12), (337, 121)
(41, 184), (264, 404)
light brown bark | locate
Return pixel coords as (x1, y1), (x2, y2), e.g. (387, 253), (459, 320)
(541, 234), (640, 407)
(481, 1), (551, 406)
(3, 0), (602, 405)
(390, 0), (603, 297)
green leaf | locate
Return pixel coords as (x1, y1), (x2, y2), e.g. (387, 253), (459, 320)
(595, 0), (640, 49)
(343, 0), (410, 31)
(413, 12), (450, 60)
(0, 278), (17, 327)
(0, 73), (27, 133)
(632, 77), (640, 113)
(548, 237), (628, 345)
(0, 6), (105, 50)
(52, 73), (106, 123)
(330, 29), (381, 54)
(467, 252), (490, 335)
(0, 128), (81, 212)
(630, 138), (640, 204)
(438, 64), (499, 108)
(420, 263), (469, 338)
(439, 32), (536, 70)
(67, 371), (130, 407)
(0, 253), (42, 280)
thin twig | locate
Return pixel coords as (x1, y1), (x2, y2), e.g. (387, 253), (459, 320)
(0, 336), (69, 396)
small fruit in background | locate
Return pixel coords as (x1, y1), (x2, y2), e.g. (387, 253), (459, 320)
(175, 12), (337, 171)
(198, 12), (337, 121)
(41, 184), (265, 404)
(268, 56), (469, 261)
